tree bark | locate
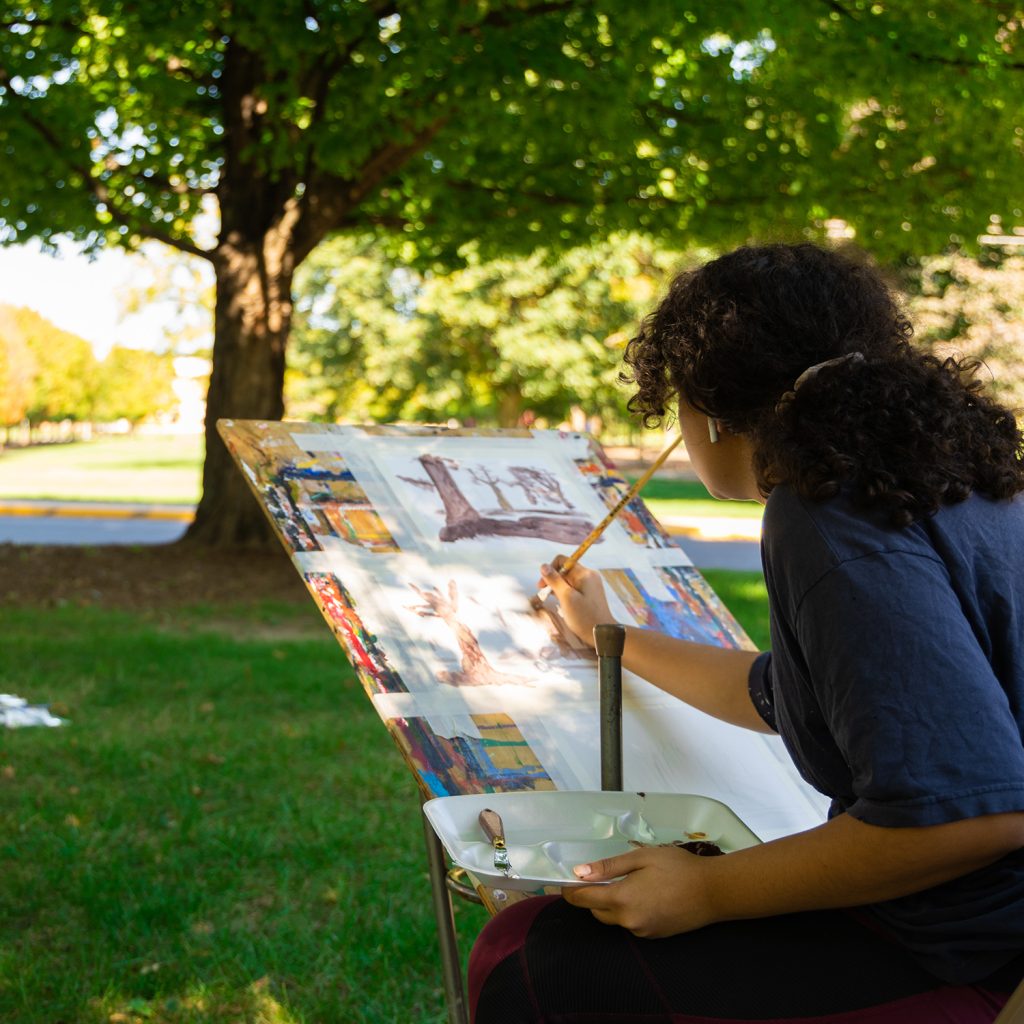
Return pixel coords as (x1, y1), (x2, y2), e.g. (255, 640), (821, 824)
(497, 383), (523, 428)
(185, 235), (292, 546)
(178, 37), (444, 546)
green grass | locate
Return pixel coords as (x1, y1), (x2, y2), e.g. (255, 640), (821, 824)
(0, 600), (487, 1024)
(0, 435), (203, 504)
(0, 571), (767, 1024)
(638, 477), (764, 521)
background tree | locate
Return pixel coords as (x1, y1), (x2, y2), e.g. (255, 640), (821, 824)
(93, 346), (178, 428)
(13, 306), (100, 430)
(0, 305), (36, 430)
(289, 232), (682, 429)
(117, 244), (216, 358)
(2, 2), (1021, 543)
(285, 235), (420, 421)
(904, 252), (1024, 413)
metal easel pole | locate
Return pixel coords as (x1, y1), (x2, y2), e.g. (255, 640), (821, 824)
(594, 623), (625, 790)
(422, 806), (470, 1024)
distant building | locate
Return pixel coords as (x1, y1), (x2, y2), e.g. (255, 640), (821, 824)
(143, 355), (209, 435)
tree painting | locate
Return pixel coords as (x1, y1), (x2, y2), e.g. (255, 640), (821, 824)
(408, 580), (531, 688)
(507, 466), (572, 509)
(467, 465), (514, 512)
(418, 454), (593, 544)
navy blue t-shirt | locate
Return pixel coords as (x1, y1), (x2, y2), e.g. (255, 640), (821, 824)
(747, 485), (1024, 984)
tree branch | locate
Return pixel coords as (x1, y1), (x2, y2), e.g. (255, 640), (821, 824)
(292, 113), (448, 261)
(476, 0), (581, 30)
(89, 181), (214, 261)
(297, 0), (401, 182)
(0, 69), (213, 261)
(818, 0), (1024, 70)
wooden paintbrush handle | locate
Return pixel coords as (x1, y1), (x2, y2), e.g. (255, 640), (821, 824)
(560, 434), (682, 577)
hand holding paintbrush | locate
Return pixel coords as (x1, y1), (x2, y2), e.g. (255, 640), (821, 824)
(530, 433), (682, 612)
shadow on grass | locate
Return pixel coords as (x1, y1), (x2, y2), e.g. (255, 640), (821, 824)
(0, 604), (487, 1024)
(0, 568), (766, 1023)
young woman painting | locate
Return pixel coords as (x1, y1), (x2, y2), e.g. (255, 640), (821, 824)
(469, 242), (1024, 1023)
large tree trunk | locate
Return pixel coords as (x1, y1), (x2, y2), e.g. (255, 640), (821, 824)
(178, 32), (439, 547)
(497, 383), (524, 428)
(185, 237), (292, 546)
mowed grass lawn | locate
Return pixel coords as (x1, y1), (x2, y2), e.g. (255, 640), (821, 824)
(0, 573), (768, 1024)
(0, 435), (203, 504)
(0, 434), (762, 520)
(0, 432), (766, 1019)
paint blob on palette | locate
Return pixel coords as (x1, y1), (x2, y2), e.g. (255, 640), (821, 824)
(219, 420), (830, 839)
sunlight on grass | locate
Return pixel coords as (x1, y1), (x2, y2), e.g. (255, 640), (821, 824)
(95, 977), (302, 1024)
(0, 572), (768, 1022)
(0, 435), (203, 503)
(0, 603), (486, 1023)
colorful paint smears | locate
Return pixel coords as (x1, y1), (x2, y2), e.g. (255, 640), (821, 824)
(305, 572), (407, 695)
(394, 714), (556, 797)
(602, 566), (748, 648)
(220, 422), (398, 553)
(575, 447), (674, 549)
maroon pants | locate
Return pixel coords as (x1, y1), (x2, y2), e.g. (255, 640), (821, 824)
(469, 896), (1020, 1023)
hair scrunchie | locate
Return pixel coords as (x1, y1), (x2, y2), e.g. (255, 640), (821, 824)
(775, 351), (865, 414)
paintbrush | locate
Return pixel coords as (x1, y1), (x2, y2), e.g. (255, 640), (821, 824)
(530, 433), (683, 610)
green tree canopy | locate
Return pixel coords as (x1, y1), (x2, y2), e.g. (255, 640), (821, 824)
(10, 305), (99, 424)
(93, 345), (178, 426)
(0, 305), (37, 426)
(2, 1), (1022, 542)
(289, 232), (683, 428)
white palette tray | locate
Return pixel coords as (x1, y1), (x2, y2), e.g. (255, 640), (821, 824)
(424, 790), (761, 891)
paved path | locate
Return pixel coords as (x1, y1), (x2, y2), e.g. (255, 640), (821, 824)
(0, 500), (191, 546)
(0, 500), (763, 571)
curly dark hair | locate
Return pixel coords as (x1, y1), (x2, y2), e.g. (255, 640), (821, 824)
(623, 242), (1024, 526)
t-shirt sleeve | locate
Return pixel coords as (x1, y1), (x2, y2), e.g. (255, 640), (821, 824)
(747, 651), (778, 732)
(794, 550), (1024, 827)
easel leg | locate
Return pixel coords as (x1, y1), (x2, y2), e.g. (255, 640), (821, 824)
(423, 807), (470, 1024)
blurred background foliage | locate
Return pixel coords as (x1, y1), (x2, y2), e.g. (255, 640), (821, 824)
(3, 241), (1022, 441)
(286, 232), (692, 431)
(285, 237), (1024, 433)
(0, 305), (176, 434)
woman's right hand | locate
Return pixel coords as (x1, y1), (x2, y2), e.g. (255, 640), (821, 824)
(539, 555), (617, 647)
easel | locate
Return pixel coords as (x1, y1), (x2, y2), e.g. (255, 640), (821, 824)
(424, 623), (627, 1024)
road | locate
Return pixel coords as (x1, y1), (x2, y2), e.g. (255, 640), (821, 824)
(0, 501), (191, 546)
(0, 501), (763, 571)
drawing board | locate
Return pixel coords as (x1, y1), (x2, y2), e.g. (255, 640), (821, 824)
(219, 420), (829, 841)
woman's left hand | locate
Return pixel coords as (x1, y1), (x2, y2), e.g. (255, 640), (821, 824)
(562, 845), (716, 938)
